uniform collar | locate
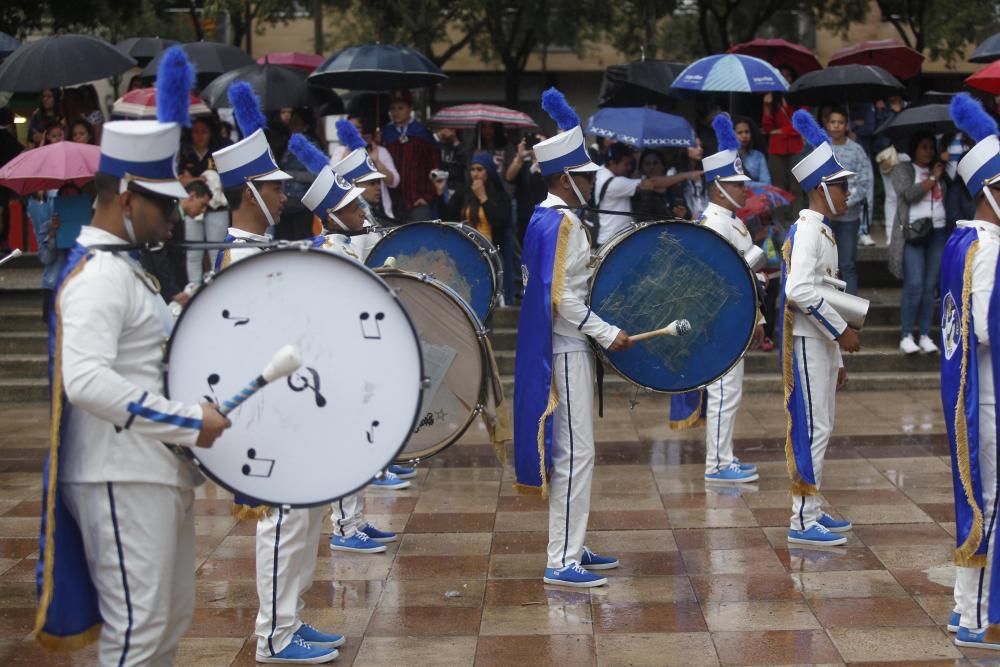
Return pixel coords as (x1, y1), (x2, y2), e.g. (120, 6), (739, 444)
(959, 219), (1000, 239)
(541, 192), (570, 208)
(78, 226), (130, 247)
(704, 202), (736, 219)
(798, 209), (831, 227)
(226, 227), (271, 242)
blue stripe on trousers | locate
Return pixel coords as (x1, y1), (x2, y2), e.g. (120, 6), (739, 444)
(267, 508), (285, 655)
(561, 353), (575, 568)
(976, 457), (1000, 627)
(799, 338), (814, 532)
(107, 483), (133, 667)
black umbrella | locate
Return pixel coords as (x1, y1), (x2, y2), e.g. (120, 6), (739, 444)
(597, 59), (686, 107)
(971, 32), (1000, 64)
(141, 41), (255, 87)
(875, 104), (956, 138)
(917, 90), (955, 105)
(308, 43), (446, 91)
(200, 63), (342, 113)
(786, 65), (904, 106)
(0, 34), (136, 92)
(0, 32), (20, 59)
(116, 37), (178, 67)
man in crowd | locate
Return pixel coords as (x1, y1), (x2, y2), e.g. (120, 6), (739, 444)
(381, 90), (440, 222)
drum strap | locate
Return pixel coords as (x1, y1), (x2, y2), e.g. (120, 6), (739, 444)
(588, 337), (605, 418)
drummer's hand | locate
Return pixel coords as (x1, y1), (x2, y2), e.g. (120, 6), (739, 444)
(195, 403), (231, 448)
(608, 331), (633, 352)
(836, 367), (848, 391)
(751, 324), (765, 350)
(837, 327), (861, 353)
(172, 291), (191, 307)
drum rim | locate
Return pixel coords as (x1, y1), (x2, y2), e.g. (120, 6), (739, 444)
(588, 219), (759, 394)
(164, 247), (427, 507)
(377, 268), (490, 464)
(365, 221), (501, 321)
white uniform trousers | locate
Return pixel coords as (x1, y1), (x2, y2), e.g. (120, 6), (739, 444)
(62, 482), (195, 667)
(331, 493), (364, 537)
(789, 335), (839, 531)
(254, 505), (326, 657)
(955, 404), (998, 631)
(547, 350), (596, 569)
(705, 358), (744, 475)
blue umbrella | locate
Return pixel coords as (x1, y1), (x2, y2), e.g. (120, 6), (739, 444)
(0, 32), (20, 60)
(670, 54), (788, 93)
(585, 107), (696, 148)
(308, 43), (446, 91)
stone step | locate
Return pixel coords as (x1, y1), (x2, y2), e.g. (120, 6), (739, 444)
(0, 332), (48, 355)
(0, 379), (48, 403)
(0, 309), (45, 333)
(0, 355), (47, 379)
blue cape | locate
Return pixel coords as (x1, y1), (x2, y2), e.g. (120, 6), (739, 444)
(669, 391), (705, 429)
(35, 242), (102, 650)
(512, 205), (571, 495)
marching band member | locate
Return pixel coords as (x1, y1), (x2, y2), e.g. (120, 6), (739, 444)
(696, 113), (764, 484)
(33, 47), (231, 665)
(213, 86), (340, 665)
(942, 94), (1000, 650)
(513, 88), (632, 588)
(781, 110), (861, 547)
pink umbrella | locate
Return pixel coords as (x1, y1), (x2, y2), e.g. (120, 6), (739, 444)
(258, 52), (325, 72)
(112, 87), (212, 120)
(0, 142), (101, 195)
(829, 39), (925, 80)
(428, 104), (539, 129)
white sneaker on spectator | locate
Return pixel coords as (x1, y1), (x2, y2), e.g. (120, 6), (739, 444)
(858, 233), (876, 246)
(918, 335), (939, 354)
(899, 335), (920, 355)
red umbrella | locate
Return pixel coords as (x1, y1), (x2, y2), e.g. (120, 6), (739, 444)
(112, 87), (211, 120)
(257, 52), (325, 72)
(428, 104), (539, 129)
(829, 39), (924, 80)
(966, 60), (1000, 95)
(729, 38), (821, 75)
(0, 142), (100, 195)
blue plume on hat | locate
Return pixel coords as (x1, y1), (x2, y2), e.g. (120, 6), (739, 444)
(951, 93), (998, 143)
(227, 81), (267, 137)
(791, 109), (829, 149)
(541, 87), (580, 131)
(156, 46), (194, 127)
(335, 119), (366, 151)
(289, 133), (330, 175)
(712, 113), (739, 152)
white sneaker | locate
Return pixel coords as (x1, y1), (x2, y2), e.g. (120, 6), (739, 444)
(918, 335), (939, 354)
(858, 233), (876, 246)
(899, 335), (920, 355)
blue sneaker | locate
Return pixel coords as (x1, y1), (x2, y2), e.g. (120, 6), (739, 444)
(294, 623), (346, 648)
(733, 457), (757, 474)
(256, 636), (338, 663)
(360, 522), (397, 543)
(787, 524), (847, 547)
(543, 562), (608, 588)
(948, 610), (961, 633)
(387, 464), (417, 479)
(705, 463), (759, 484)
(817, 512), (852, 533)
(956, 626), (1000, 650)
(370, 470), (410, 490)
(329, 532), (387, 553)
(580, 546), (619, 570)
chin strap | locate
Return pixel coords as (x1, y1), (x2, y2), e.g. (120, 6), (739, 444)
(327, 212), (351, 233)
(985, 187), (1000, 221)
(122, 215), (138, 244)
(820, 181), (840, 217)
(714, 179), (742, 210)
(246, 181), (277, 228)
(564, 168), (587, 207)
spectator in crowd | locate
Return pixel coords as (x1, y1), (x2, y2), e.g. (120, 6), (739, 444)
(431, 169), (457, 220)
(435, 126), (467, 187)
(143, 180), (212, 304)
(382, 89), (440, 221)
(848, 102), (877, 155)
(825, 107), (873, 294)
(177, 179), (217, 283)
(889, 131), (948, 355)
(28, 89), (60, 147)
(478, 121), (514, 181)
(42, 120), (64, 145)
(276, 108), (321, 240)
(874, 95), (908, 245)
(944, 132), (975, 226)
(78, 84), (105, 141)
(732, 116), (771, 184)
(761, 78), (805, 216)
(127, 75), (145, 92)
(452, 151), (511, 245)
(331, 115), (400, 223)
(26, 187), (68, 323)
(177, 116), (229, 277)
(669, 140), (709, 222)
(632, 149), (671, 218)
(505, 133), (547, 243)
(69, 118), (96, 145)
(0, 109), (23, 254)
(362, 170), (393, 225)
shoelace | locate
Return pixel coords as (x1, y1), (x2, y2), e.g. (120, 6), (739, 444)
(812, 524), (832, 535)
(292, 636), (313, 649)
(383, 471), (399, 482)
(582, 547), (594, 560)
(355, 532), (371, 542)
(726, 463), (743, 473)
(568, 563), (588, 575)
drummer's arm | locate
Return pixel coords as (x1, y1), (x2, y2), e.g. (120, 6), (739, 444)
(555, 224), (621, 349)
(59, 265), (204, 446)
(784, 231), (848, 341)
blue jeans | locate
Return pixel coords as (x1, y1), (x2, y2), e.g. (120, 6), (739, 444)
(900, 227), (948, 337)
(831, 217), (860, 295)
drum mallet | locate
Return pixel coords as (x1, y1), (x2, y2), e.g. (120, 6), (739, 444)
(0, 248), (22, 268)
(216, 345), (303, 416)
(630, 319), (692, 342)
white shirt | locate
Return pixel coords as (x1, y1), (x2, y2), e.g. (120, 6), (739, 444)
(699, 202), (765, 325)
(220, 227), (270, 269)
(784, 210), (848, 359)
(909, 164), (947, 229)
(59, 226), (204, 487)
(330, 144), (398, 220)
(594, 166), (642, 244)
(959, 220), (1000, 405)
(315, 231), (374, 264)
(539, 193), (620, 353)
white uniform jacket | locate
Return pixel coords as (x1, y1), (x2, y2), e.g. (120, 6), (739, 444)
(699, 202), (766, 325)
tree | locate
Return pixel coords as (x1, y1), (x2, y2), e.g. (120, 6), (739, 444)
(688, 0), (805, 55)
(203, 0), (301, 51)
(606, 0), (680, 60)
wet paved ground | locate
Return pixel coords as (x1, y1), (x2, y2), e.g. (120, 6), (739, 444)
(1, 388), (997, 666)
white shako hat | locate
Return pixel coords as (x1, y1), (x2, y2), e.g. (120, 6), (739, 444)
(286, 133), (365, 218)
(534, 88), (599, 178)
(703, 113), (751, 183)
(951, 93), (1000, 199)
(789, 110), (853, 191)
(332, 119), (384, 184)
(212, 82), (291, 190)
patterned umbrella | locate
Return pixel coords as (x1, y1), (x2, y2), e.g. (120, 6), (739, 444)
(258, 52), (325, 72)
(966, 60), (1000, 95)
(737, 182), (794, 220)
(671, 54), (788, 93)
(729, 39), (821, 75)
(428, 104), (538, 129)
(0, 142), (101, 195)
(111, 87), (212, 120)
(585, 107), (696, 148)
(829, 39), (925, 80)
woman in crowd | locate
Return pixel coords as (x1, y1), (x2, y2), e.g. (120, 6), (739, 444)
(177, 115), (230, 281)
(69, 118), (96, 145)
(825, 107), (873, 295)
(732, 116), (771, 185)
(762, 71), (805, 215)
(28, 89), (60, 147)
(669, 140), (707, 221)
(78, 85), (105, 141)
(632, 148), (672, 218)
(452, 151), (511, 244)
(42, 120), (64, 145)
(888, 131), (948, 355)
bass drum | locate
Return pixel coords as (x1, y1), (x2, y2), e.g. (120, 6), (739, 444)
(166, 248), (424, 507)
(588, 220), (759, 393)
(377, 269), (489, 463)
(365, 221), (502, 322)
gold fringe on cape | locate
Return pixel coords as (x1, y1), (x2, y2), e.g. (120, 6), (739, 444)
(668, 392), (705, 430)
(482, 337), (512, 466)
(232, 503), (272, 521)
(952, 241), (986, 567)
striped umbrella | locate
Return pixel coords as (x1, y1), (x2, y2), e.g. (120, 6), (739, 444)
(258, 52), (325, 72)
(428, 104), (538, 129)
(670, 54), (788, 93)
(111, 87), (212, 120)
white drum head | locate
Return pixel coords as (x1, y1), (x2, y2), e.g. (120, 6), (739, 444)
(166, 249), (424, 507)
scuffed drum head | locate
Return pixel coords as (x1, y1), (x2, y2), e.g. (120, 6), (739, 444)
(589, 221), (759, 393)
(166, 249), (424, 507)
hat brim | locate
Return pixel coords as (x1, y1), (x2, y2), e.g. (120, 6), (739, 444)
(718, 174), (751, 183)
(567, 161), (600, 174)
(253, 169), (294, 182)
(823, 169), (854, 183)
(356, 172), (386, 183)
(986, 173), (1000, 188)
(132, 179), (188, 200)
(331, 186), (365, 213)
